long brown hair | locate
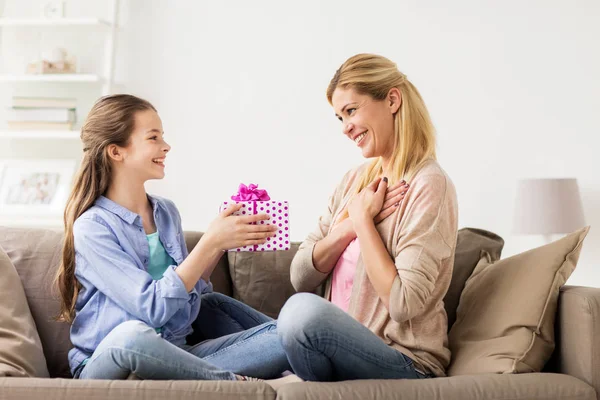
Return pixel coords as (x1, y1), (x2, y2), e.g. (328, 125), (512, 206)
(55, 94), (156, 323)
(327, 54), (437, 223)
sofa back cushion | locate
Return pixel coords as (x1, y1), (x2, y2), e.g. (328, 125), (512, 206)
(0, 245), (49, 377)
(0, 227), (70, 378)
(443, 228), (505, 330)
(183, 232), (232, 296)
(227, 244), (303, 318)
(448, 226), (589, 375)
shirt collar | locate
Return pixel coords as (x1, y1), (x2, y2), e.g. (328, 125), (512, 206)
(94, 194), (162, 226)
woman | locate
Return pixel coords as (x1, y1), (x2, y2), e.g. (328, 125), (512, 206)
(277, 53), (459, 381)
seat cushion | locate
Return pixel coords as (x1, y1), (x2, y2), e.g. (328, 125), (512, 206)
(0, 246), (49, 377)
(443, 228), (504, 330)
(0, 227), (71, 378)
(448, 227), (590, 375)
(0, 377), (275, 400)
(275, 373), (595, 400)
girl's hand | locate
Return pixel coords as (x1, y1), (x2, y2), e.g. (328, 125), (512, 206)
(204, 203), (277, 251)
(374, 180), (409, 224)
(348, 177), (388, 225)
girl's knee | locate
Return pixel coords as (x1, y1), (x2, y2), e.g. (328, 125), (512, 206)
(200, 291), (231, 306)
(104, 320), (157, 349)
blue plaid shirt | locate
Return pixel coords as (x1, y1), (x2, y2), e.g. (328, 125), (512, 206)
(68, 195), (212, 375)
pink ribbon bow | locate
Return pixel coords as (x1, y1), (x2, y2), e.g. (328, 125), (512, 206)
(231, 183), (271, 201)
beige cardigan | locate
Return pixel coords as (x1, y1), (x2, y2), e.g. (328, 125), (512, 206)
(290, 160), (458, 377)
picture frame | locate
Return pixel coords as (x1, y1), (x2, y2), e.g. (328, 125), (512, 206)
(0, 159), (76, 219)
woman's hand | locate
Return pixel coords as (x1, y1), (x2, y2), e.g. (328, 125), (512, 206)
(348, 177), (388, 225)
(204, 203), (277, 251)
(348, 177), (409, 226)
(374, 179), (409, 224)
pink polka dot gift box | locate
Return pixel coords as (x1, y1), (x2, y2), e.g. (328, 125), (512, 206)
(220, 183), (290, 252)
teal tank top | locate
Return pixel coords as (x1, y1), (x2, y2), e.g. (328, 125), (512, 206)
(146, 231), (176, 280)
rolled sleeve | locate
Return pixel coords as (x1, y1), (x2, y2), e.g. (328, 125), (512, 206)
(74, 217), (192, 328)
(162, 266), (196, 300)
(201, 279), (214, 294)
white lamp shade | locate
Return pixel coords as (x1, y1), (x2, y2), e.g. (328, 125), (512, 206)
(513, 178), (586, 234)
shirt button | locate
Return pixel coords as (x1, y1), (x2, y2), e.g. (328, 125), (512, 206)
(144, 258), (148, 263)
(139, 228), (143, 232)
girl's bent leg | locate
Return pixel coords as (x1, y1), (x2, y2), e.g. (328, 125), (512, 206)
(78, 320), (236, 381)
(277, 293), (427, 382)
(188, 320), (290, 379)
(192, 292), (273, 340)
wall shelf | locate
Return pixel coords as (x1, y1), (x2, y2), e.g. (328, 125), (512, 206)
(0, 1), (119, 230)
(0, 130), (80, 139)
(0, 17), (110, 27)
(0, 74), (101, 83)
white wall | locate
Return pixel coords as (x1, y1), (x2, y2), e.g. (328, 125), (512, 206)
(2, 1), (599, 286)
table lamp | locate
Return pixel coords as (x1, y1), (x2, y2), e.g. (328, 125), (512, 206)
(513, 178), (586, 243)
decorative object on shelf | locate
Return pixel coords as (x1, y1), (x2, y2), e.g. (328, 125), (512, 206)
(512, 178), (586, 244)
(26, 47), (77, 74)
(0, 159), (76, 220)
(42, 1), (65, 19)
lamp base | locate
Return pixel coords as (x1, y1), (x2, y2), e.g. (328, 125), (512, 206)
(542, 234), (554, 245)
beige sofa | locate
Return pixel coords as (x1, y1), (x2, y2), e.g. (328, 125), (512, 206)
(0, 226), (598, 400)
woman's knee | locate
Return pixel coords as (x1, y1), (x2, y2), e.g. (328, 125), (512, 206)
(278, 293), (333, 344)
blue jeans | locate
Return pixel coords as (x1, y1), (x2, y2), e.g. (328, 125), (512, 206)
(277, 293), (433, 382)
(76, 293), (289, 380)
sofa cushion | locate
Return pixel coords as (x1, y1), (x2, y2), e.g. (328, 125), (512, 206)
(443, 228), (504, 330)
(0, 227), (71, 378)
(0, 246), (49, 377)
(228, 244), (301, 319)
(275, 373), (595, 400)
(183, 232), (232, 297)
(448, 226), (590, 375)
(0, 377), (276, 400)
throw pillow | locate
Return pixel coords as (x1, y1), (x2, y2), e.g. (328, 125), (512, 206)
(444, 228), (505, 330)
(0, 245), (49, 377)
(0, 227), (71, 378)
(447, 226), (590, 375)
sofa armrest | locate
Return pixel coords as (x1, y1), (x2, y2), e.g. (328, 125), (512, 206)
(554, 285), (600, 394)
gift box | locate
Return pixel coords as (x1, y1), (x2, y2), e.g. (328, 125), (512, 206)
(220, 184), (290, 252)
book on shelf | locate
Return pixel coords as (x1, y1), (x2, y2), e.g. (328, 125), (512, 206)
(7, 108), (76, 123)
(7, 121), (73, 130)
(11, 96), (77, 109)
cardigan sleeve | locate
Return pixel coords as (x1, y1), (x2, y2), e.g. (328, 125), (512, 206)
(388, 173), (458, 323)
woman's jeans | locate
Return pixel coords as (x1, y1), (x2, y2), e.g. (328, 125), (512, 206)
(277, 293), (433, 382)
(76, 292), (290, 380)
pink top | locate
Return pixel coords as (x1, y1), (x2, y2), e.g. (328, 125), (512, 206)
(330, 237), (361, 312)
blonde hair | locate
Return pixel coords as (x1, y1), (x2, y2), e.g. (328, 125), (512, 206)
(327, 54), (437, 223)
(55, 94), (156, 323)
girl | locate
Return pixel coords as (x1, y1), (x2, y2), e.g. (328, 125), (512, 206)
(277, 54), (459, 381)
(55, 94), (292, 383)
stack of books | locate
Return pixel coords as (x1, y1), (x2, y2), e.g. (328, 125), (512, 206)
(7, 97), (77, 130)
